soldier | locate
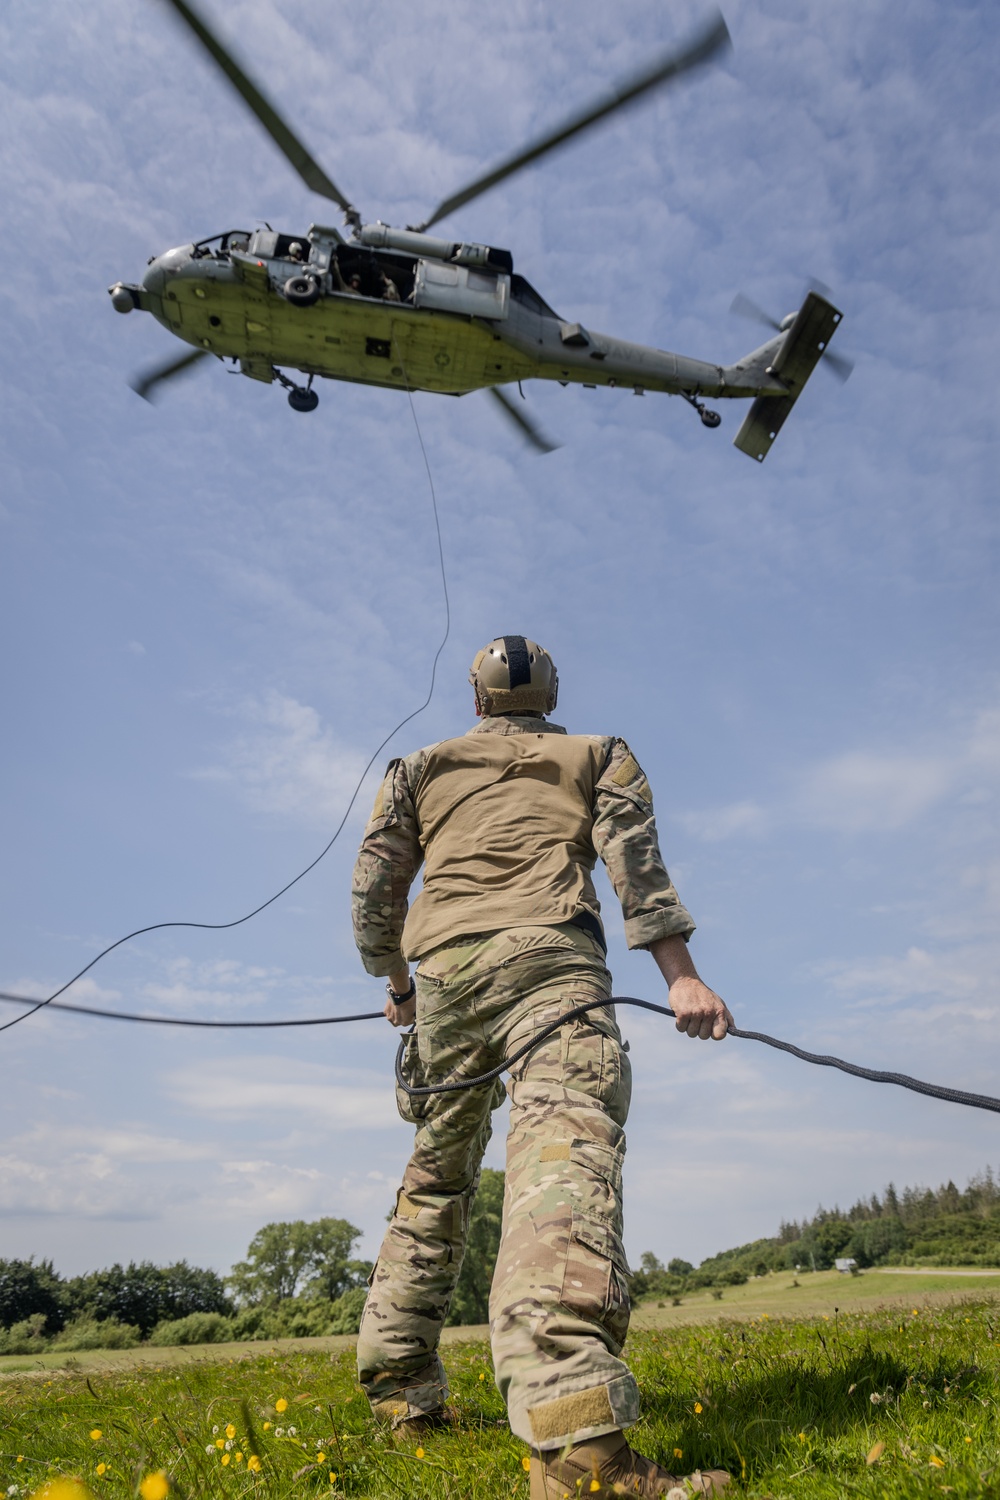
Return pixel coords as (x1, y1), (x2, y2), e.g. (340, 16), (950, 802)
(351, 636), (733, 1498)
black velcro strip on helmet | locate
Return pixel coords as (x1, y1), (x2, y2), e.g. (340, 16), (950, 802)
(502, 635), (531, 688)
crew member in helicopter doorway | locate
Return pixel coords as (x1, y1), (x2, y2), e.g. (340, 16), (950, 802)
(350, 636), (733, 1498)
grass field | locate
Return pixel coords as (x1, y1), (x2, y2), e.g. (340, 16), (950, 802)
(1, 1276), (997, 1498)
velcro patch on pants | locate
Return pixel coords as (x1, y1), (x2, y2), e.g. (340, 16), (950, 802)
(396, 1192), (422, 1219)
(538, 1143), (571, 1162)
(528, 1384), (615, 1446)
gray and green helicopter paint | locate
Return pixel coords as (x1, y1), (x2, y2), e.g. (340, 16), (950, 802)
(109, 2), (843, 462)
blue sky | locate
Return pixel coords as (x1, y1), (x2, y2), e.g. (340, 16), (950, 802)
(2, 0), (999, 1281)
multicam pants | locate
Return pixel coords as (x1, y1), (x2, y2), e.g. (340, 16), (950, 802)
(356, 923), (639, 1451)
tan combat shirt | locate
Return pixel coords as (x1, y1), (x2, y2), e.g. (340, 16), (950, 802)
(351, 715), (694, 977)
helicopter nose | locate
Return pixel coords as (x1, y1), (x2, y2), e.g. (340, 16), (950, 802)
(142, 244), (195, 296)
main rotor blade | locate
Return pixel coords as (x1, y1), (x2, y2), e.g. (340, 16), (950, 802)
(130, 347), (210, 401)
(488, 386), (559, 454)
(416, 10), (731, 232)
(729, 292), (781, 331)
(160, 0), (359, 220)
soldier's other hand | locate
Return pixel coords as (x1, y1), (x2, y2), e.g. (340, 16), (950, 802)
(384, 994), (416, 1028)
(669, 975), (733, 1041)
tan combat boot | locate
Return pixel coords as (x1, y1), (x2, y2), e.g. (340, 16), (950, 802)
(370, 1395), (455, 1439)
(529, 1431), (730, 1499)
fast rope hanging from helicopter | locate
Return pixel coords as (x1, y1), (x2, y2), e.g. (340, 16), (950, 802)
(1, 381), (997, 1118)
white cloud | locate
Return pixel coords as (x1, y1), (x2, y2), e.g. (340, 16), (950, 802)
(794, 750), (952, 833)
(814, 941), (1000, 1034)
(0, 1125), (214, 1219)
(191, 691), (370, 827)
(163, 1055), (395, 1130)
(680, 699), (1000, 841)
(678, 800), (768, 842)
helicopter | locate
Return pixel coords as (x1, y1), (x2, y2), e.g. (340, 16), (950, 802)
(109, 0), (846, 462)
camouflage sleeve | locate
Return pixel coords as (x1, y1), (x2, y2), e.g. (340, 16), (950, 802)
(351, 755), (424, 976)
(592, 738), (695, 950)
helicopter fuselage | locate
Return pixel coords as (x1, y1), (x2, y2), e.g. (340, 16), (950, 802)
(112, 223), (790, 406)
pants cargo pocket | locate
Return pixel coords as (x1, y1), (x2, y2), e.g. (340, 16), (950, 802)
(395, 1032), (434, 1124)
(559, 1212), (632, 1353)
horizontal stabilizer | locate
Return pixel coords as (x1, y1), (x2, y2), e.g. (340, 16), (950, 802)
(733, 292), (842, 462)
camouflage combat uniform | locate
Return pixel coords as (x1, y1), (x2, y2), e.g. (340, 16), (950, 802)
(351, 714), (694, 1451)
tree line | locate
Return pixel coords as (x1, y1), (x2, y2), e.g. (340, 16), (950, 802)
(635, 1165), (1000, 1300)
(4, 1165), (994, 1353)
(0, 1171), (506, 1355)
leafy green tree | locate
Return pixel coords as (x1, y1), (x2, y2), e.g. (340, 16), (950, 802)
(668, 1258), (694, 1277)
(447, 1170), (505, 1326)
(65, 1261), (231, 1337)
(0, 1258), (65, 1334)
(228, 1218), (366, 1307)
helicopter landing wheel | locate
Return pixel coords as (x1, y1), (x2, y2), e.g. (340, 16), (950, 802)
(681, 391), (722, 429)
(288, 386), (319, 412)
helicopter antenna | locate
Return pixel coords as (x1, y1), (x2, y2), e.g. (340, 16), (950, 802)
(160, 0), (362, 228)
(414, 9), (731, 232)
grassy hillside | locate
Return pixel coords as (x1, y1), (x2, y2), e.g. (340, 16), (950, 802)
(632, 1168), (1000, 1305)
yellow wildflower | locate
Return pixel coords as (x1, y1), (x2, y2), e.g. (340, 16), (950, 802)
(90, 1430), (103, 1442)
(139, 1475), (170, 1500)
(929, 1455), (945, 1468)
(522, 1457), (531, 1472)
(17, 1458), (24, 1464)
(275, 1398), (289, 1413)
(262, 1422), (272, 1431)
(479, 1372), (486, 1381)
(247, 1456), (261, 1473)
(694, 1403), (703, 1415)
(965, 1437), (973, 1445)
(235, 1454), (243, 1464)
(215, 1440), (225, 1450)
(226, 1424), (236, 1440)
(317, 1454), (327, 1465)
(590, 1484), (601, 1493)
(329, 1474), (337, 1484)
(673, 1449), (683, 1460)
(96, 1465), (107, 1476)
(415, 1448), (425, 1460)
(798, 1432), (806, 1442)
(221, 1454), (231, 1467)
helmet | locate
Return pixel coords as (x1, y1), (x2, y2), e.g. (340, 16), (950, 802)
(469, 636), (558, 716)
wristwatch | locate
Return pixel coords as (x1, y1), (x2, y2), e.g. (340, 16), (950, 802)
(386, 978), (416, 1005)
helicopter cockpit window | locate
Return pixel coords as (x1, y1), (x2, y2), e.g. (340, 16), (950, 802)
(274, 233), (312, 261)
(191, 230), (252, 259)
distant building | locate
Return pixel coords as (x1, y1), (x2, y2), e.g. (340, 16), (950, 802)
(835, 1257), (858, 1274)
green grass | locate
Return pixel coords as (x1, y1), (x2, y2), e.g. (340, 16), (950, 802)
(1, 1297), (997, 1498)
